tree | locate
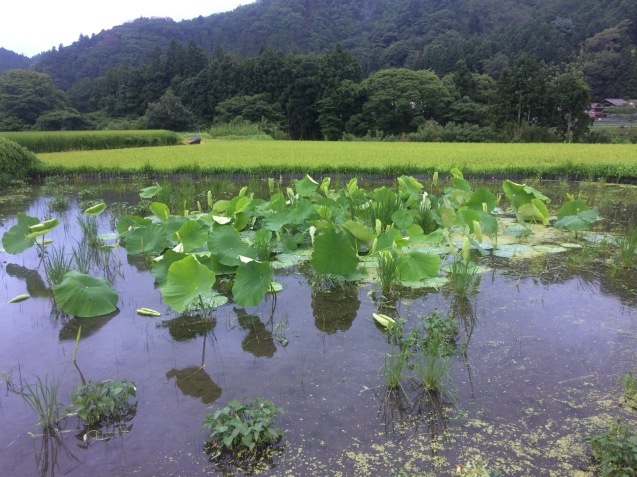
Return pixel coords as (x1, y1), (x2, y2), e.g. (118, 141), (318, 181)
(550, 73), (592, 142)
(360, 68), (452, 136)
(0, 70), (67, 128)
(144, 88), (197, 131)
(214, 93), (284, 125)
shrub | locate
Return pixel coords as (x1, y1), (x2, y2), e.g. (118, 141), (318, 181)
(0, 137), (40, 185)
(586, 421), (637, 477)
(70, 378), (137, 427)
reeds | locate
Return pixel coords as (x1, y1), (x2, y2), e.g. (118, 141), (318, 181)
(43, 246), (73, 286)
(12, 371), (65, 433)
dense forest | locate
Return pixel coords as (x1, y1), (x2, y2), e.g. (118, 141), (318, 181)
(1, 0), (636, 141)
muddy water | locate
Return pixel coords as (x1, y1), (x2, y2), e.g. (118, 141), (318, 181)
(1, 182), (636, 476)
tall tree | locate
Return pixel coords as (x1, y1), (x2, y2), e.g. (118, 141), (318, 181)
(550, 72), (592, 142)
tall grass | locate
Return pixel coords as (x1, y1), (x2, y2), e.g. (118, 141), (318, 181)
(43, 246), (73, 286)
(0, 130), (179, 153)
(12, 371), (65, 433)
(616, 222), (637, 269)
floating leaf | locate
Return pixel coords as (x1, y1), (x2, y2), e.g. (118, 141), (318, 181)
(207, 225), (255, 267)
(124, 224), (168, 255)
(52, 271), (118, 318)
(137, 307), (162, 317)
(8, 293), (30, 303)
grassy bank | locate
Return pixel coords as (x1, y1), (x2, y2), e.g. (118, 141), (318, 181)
(37, 141), (637, 179)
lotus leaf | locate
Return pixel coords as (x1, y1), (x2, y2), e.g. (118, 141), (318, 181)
(150, 202), (170, 221)
(160, 255), (217, 313)
(139, 184), (162, 198)
(175, 219), (209, 252)
(232, 260), (274, 307)
(207, 225), (256, 266)
(294, 175), (318, 197)
(2, 212), (39, 254)
(26, 218), (60, 239)
(310, 227), (359, 276)
(396, 250), (441, 282)
(83, 202), (107, 216)
(52, 271), (118, 318)
(124, 223), (168, 255)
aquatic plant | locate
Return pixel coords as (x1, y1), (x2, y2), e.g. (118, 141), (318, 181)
(70, 378), (136, 427)
(615, 222), (637, 269)
(586, 421), (637, 477)
(202, 397), (284, 459)
(376, 248), (398, 295)
(43, 246), (73, 287)
(12, 371), (65, 433)
(457, 460), (502, 476)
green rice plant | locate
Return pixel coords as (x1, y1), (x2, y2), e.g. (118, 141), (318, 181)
(412, 339), (454, 394)
(380, 349), (410, 390)
(615, 222), (637, 269)
(376, 248), (398, 295)
(365, 186), (402, 229)
(447, 256), (480, 297)
(43, 246), (73, 286)
(70, 379), (137, 428)
(586, 421), (637, 477)
(12, 371), (65, 433)
(202, 397), (284, 460)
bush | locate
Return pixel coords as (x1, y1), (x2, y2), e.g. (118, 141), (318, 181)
(586, 421), (637, 477)
(0, 137), (40, 185)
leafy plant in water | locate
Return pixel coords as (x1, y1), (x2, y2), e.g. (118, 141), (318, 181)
(43, 246), (73, 286)
(586, 421), (637, 477)
(554, 195), (599, 235)
(202, 397), (284, 459)
(70, 379), (137, 427)
(12, 371), (65, 434)
(457, 459), (502, 477)
(77, 215), (101, 248)
(502, 179), (551, 225)
(376, 248), (398, 295)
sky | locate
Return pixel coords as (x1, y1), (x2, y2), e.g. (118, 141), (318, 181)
(0, 1), (256, 57)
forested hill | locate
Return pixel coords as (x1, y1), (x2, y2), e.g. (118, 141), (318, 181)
(0, 48), (31, 74)
(12, 0), (635, 93)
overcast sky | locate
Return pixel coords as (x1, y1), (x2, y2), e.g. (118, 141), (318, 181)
(0, 1), (256, 57)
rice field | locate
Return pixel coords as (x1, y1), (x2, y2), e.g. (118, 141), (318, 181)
(36, 140), (637, 178)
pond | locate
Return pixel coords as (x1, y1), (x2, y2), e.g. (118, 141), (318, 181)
(0, 176), (636, 476)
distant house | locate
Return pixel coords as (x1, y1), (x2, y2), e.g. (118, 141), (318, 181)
(588, 98), (629, 118)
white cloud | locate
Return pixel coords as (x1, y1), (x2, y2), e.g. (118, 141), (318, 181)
(0, 1), (255, 57)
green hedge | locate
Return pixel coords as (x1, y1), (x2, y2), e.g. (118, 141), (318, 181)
(0, 137), (40, 184)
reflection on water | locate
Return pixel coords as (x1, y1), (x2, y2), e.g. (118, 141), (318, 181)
(236, 308), (276, 358)
(58, 310), (119, 341)
(166, 367), (222, 404)
(311, 285), (360, 333)
(159, 315), (216, 341)
(6, 263), (50, 298)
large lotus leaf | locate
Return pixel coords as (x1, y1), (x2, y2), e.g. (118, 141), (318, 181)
(150, 202), (170, 221)
(503, 180), (550, 210)
(52, 271), (118, 318)
(207, 225), (256, 266)
(2, 212), (40, 254)
(556, 199), (590, 218)
(391, 209), (414, 229)
(84, 202), (107, 216)
(464, 187), (498, 213)
(26, 218), (60, 239)
(375, 227), (405, 252)
(139, 184), (162, 199)
(161, 215), (188, 236)
(517, 199), (549, 225)
(310, 227), (359, 276)
(554, 215), (590, 232)
(396, 250), (441, 282)
(116, 215), (152, 236)
(294, 175), (318, 197)
(232, 260), (274, 307)
(175, 219), (209, 252)
(262, 211), (292, 231)
(439, 207), (456, 229)
(397, 175), (423, 199)
(151, 250), (187, 286)
(161, 255), (217, 313)
(343, 220), (376, 246)
(124, 223), (168, 255)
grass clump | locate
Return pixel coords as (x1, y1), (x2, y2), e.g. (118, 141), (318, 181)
(622, 372), (637, 409)
(12, 372), (65, 434)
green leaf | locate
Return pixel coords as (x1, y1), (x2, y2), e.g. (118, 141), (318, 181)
(124, 224), (168, 255)
(139, 184), (162, 199)
(52, 271), (118, 318)
(310, 227), (359, 276)
(26, 218), (60, 239)
(517, 199), (549, 225)
(150, 250), (187, 286)
(175, 219), (209, 252)
(232, 261), (274, 307)
(342, 220), (376, 245)
(556, 199), (590, 218)
(464, 187), (498, 213)
(554, 215), (590, 232)
(150, 202), (170, 221)
(116, 215), (152, 236)
(2, 212), (39, 254)
(160, 255), (217, 313)
(293, 174), (318, 197)
(8, 293), (30, 303)
(84, 202), (107, 216)
(396, 250), (441, 282)
(207, 225), (256, 266)
(391, 209), (414, 229)
(502, 180), (550, 210)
